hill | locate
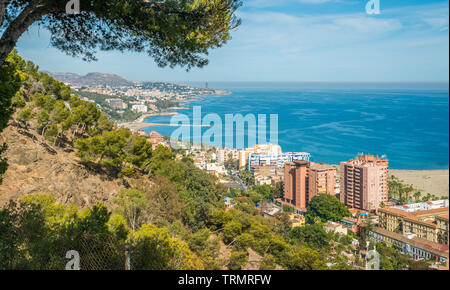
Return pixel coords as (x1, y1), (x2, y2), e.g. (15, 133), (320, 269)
(0, 122), (131, 207)
(0, 51), (341, 271)
(49, 72), (134, 87)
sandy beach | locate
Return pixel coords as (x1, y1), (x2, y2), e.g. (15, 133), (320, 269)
(389, 169), (449, 198)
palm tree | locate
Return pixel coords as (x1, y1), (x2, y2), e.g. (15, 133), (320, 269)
(413, 190), (422, 202)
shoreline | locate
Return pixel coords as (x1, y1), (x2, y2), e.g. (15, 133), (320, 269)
(117, 92), (227, 131)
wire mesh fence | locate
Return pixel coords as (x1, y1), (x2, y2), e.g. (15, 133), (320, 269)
(61, 233), (126, 270)
(3, 233), (128, 270)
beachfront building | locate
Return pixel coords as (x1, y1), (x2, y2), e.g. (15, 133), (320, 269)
(340, 154), (389, 212)
(389, 199), (449, 213)
(378, 203), (449, 245)
(282, 161), (336, 212)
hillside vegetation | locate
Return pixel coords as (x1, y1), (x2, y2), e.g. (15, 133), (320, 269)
(0, 51), (359, 270)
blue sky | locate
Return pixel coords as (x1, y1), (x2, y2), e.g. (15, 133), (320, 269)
(16, 0), (449, 82)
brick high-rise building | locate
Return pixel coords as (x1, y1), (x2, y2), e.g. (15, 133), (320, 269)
(283, 161), (336, 212)
(308, 163), (336, 203)
(283, 160), (309, 211)
(340, 154), (388, 212)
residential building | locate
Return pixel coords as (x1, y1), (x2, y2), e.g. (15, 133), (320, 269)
(308, 163), (336, 203)
(239, 144), (282, 168)
(282, 161), (336, 212)
(248, 151), (311, 170)
(437, 215), (449, 246)
(369, 227), (449, 264)
(131, 104), (148, 113)
(289, 214), (306, 228)
(390, 199), (449, 213)
(217, 148), (240, 165)
(206, 163), (227, 176)
(324, 221), (348, 235)
(378, 205), (449, 245)
(105, 98), (127, 110)
(283, 160), (309, 212)
(148, 131), (164, 147)
(340, 154), (389, 211)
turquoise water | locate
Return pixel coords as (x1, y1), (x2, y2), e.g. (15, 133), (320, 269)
(144, 83), (449, 170)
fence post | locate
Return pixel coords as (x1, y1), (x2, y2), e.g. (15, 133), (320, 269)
(124, 244), (131, 270)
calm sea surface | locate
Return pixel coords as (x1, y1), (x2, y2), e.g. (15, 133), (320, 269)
(144, 82), (449, 170)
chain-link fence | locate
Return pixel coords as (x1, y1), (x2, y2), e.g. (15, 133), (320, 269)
(58, 233), (126, 270)
(3, 232), (127, 270)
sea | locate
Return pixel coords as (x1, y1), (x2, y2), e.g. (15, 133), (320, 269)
(143, 82), (449, 170)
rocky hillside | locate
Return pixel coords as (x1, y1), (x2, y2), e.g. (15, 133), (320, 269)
(0, 121), (142, 208)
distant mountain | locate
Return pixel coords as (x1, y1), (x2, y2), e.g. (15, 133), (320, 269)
(47, 72), (81, 83)
(48, 72), (134, 87)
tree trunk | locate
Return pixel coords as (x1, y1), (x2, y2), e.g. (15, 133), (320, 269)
(0, 1), (47, 64)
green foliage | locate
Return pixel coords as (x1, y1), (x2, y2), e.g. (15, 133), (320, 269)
(16, 107), (33, 123)
(259, 254), (277, 270)
(107, 214), (129, 241)
(228, 248), (248, 270)
(0, 195), (124, 270)
(248, 184), (274, 203)
(155, 99), (179, 111)
(288, 245), (327, 270)
(376, 242), (430, 270)
(283, 204), (295, 213)
(0, 50), (23, 183)
(113, 189), (147, 231)
(1, 1), (243, 69)
(289, 224), (330, 249)
(223, 220), (242, 244)
(130, 224), (204, 270)
(389, 175), (417, 204)
(305, 194), (351, 223)
(186, 229), (223, 269)
(232, 197), (258, 215)
(11, 90), (26, 108)
(340, 234), (353, 246)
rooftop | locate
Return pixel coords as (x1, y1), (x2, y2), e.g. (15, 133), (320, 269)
(371, 227), (449, 258)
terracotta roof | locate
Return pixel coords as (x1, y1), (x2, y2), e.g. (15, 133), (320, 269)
(437, 215), (449, 221)
(412, 207), (449, 217)
(371, 227), (449, 258)
(379, 207), (448, 218)
(403, 216), (437, 228)
(378, 207), (409, 217)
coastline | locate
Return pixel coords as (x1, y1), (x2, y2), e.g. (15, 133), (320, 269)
(118, 112), (179, 131)
(117, 92), (228, 131)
